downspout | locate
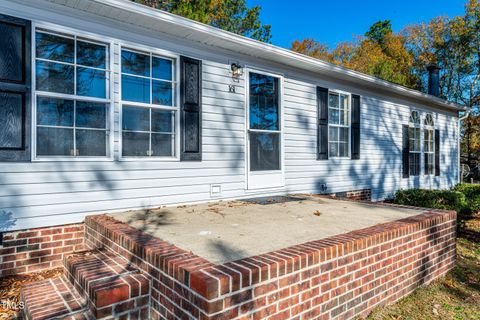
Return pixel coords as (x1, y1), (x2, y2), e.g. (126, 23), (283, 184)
(458, 110), (471, 183)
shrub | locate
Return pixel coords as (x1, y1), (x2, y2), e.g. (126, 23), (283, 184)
(452, 184), (480, 214)
(394, 185), (480, 219)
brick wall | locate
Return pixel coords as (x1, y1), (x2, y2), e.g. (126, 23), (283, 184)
(327, 189), (372, 201)
(0, 224), (84, 277)
(85, 209), (456, 320)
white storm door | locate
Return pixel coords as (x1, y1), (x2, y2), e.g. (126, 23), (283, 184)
(246, 70), (284, 190)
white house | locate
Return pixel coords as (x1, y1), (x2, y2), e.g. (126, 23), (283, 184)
(0, 0), (465, 232)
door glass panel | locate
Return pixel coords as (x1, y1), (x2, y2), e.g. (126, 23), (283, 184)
(249, 132), (280, 171)
(249, 73), (279, 130)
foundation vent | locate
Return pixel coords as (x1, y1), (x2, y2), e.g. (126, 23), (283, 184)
(210, 184), (222, 197)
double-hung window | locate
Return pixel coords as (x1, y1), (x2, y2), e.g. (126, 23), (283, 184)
(409, 111), (421, 176)
(328, 92), (350, 158)
(424, 114), (435, 175)
(34, 29), (111, 158)
(121, 49), (177, 158)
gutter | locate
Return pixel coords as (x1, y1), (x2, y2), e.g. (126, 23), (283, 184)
(458, 109), (471, 183)
(90, 0), (465, 112)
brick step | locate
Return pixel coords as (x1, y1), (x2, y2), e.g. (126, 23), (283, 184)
(63, 249), (150, 319)
(21, 275), (93, 320)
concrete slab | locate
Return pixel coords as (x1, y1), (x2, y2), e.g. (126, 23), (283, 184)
(108, 196), (425, 265)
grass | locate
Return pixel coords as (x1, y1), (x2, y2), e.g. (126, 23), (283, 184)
(362, 213), (480, 320)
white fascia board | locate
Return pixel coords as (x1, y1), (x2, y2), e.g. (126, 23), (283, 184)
(28, 0), (467, 112)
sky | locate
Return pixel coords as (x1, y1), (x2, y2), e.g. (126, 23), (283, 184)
(246, 0), (467, 49)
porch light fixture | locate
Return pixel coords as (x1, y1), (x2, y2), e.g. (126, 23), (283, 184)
(230, 62), (243, 79)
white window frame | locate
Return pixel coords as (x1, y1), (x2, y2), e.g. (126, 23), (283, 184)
(424, 113), (435, 176)
(118, 43), (180, 161)
(327, 90), (351, 159)
(409, 110), (422, 176)
(31, 22), (115, 162)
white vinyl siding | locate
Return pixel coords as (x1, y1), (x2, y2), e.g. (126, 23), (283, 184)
(0, 1), (460, 231)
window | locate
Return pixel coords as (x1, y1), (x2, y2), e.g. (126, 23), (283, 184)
(34, 30), (110, 157)
(424, 114), (435, 175)
(121, 49), (177, 157)
(328, 92), (350, 158)
(409, 111), (421, 176)
(248, 72), (281, 171)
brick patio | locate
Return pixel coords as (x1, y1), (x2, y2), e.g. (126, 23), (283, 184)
(84, 204), (457, 319)
(1, 199), (457, 319)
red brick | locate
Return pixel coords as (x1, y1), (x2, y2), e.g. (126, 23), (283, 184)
(41, 228), (63, 236)
(3, 253), (27, 262)
(114, 300), (135, 313)
(94, 284), (130, 307)
(64, 226), (84, 232)
(0, 247), (15, 255)
(40, 254), (62, 263)
(17, 231), (39, 239)
(41, 241), (64, 249)
(81, 208), (456, 320)
(53, 233), (73, 241)
(28, 236), (52, 244)
(27, 262), (51, 272)
(16, 258), (40, 267)
(254, 281), (278, 297)
(29, 249), (52, 258)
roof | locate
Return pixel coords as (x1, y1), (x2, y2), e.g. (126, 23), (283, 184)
(18, 0), (466, 112)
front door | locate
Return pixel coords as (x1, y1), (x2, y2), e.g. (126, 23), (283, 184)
(246, 70), (284, 189)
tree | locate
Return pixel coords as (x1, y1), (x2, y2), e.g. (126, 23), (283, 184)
(290, 38), (331, 62)
(365, 20), (392, 49)
(291, 21), (417, 88)
(131, 0), (272, 42)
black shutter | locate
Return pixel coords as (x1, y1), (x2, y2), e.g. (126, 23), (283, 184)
(402, 125), (410, 178)
(351, 94), (361, 160)
(0, 14), (31, 161)
(435, 129), (440, 176)
(317, 87), (328, 160)
(180, 56), (202, 161)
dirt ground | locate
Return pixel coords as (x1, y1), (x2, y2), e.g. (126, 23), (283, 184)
(0, 268), (63, 320)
